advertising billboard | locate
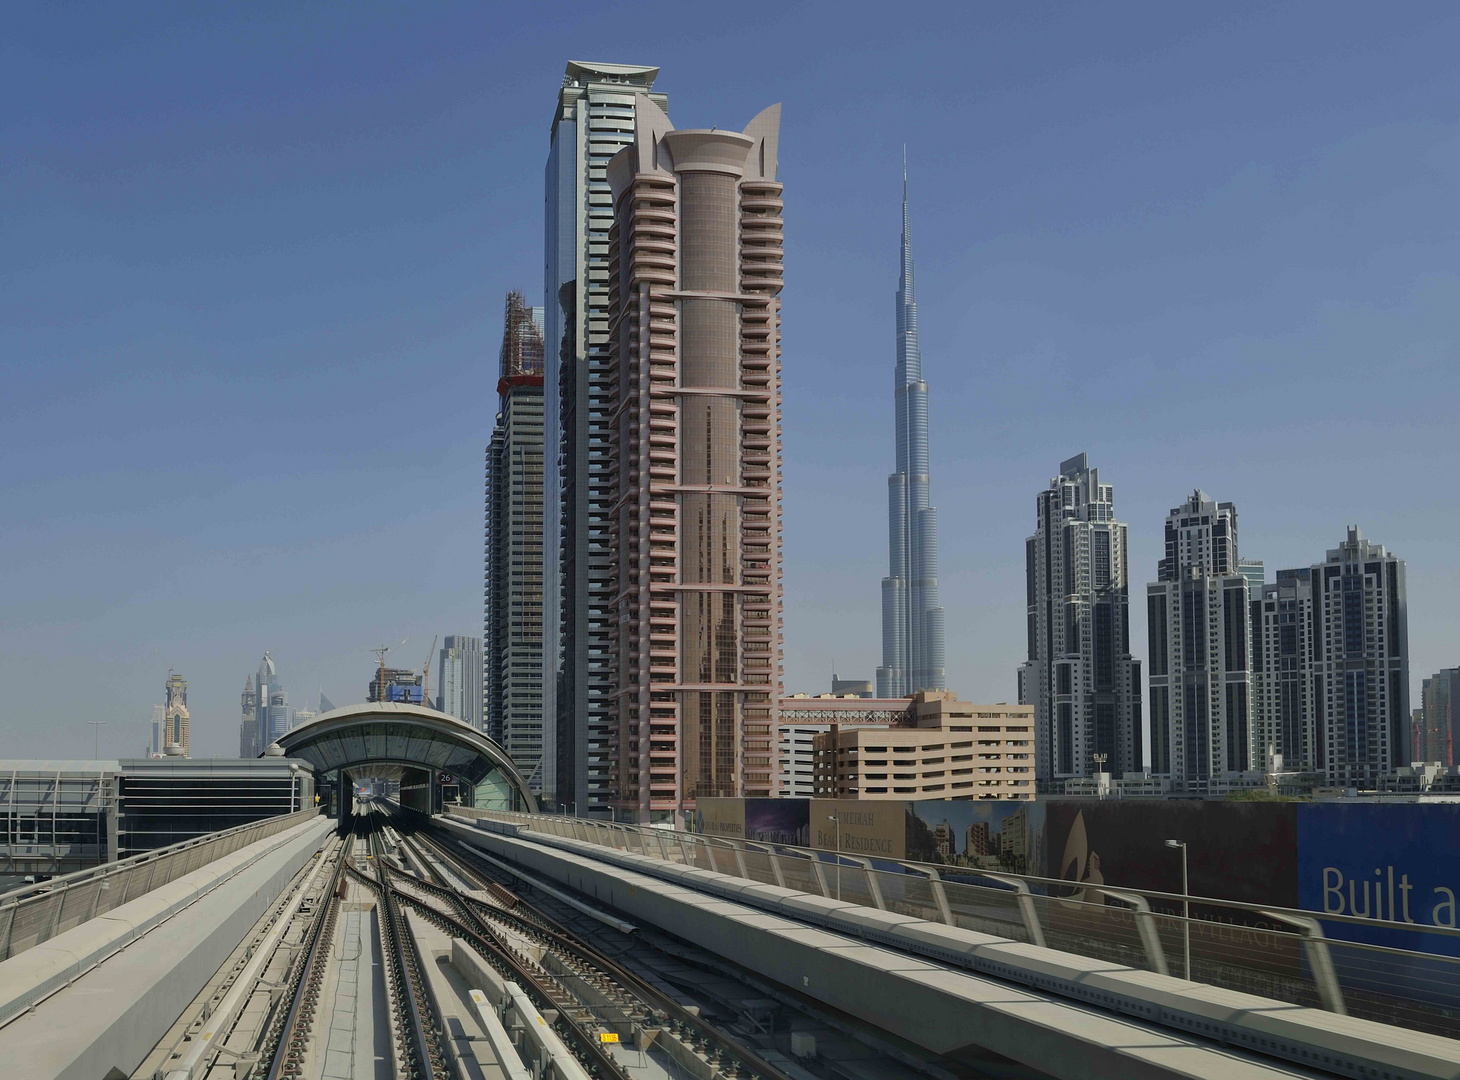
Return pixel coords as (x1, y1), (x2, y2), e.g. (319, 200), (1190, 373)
(1043, 800), (1299, 907)
(809, 799), (907, 862)
(689, 798), (745, 840)
(1296, 802), (1460, 1010)
(1297, 802), (1460, 935)
(1040, 800), (1303, 983)
(904, 800), (1045, 876)
(744, 798), (810, 846)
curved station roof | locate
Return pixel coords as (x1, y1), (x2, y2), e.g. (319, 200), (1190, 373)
(274, 702), (538, 811)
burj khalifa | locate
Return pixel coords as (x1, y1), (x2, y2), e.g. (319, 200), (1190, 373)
(877, 169), (946, 698)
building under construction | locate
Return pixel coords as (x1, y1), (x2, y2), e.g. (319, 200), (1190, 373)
(367, 667), (423, 706)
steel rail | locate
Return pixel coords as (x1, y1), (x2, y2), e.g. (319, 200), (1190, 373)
(365, 826), (451, 1079)
(260, 832), (348, 1080)
(350, 862), (625, 1080)
(388, 832), (627, 1043)
(157, 837), (345, 1080)
(381, 864), (617, 1025)
(409, 825), (796, 1080)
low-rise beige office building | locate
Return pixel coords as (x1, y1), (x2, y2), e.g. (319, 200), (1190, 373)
(812, 693), (1034, 800)
(776, 694), (912, 796)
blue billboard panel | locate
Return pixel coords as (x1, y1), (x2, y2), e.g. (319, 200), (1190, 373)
(1297, 803), (1460, 942)
(1297, 803), (1460, 1010)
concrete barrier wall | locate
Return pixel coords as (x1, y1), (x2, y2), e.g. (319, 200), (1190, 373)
(439, 817), (1460, 1080)
(0, 815), (334, 1080)
(440, 820), (1292, 1080)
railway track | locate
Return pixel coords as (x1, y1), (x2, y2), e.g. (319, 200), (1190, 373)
(137, 812), (450, 1080)
(358, 829), (452, 1079)
(257, 817), (451, 1080)
(254, 835), (347, 1080)
(397, 827), (794, 1080)
(140, 804), (956, 1080)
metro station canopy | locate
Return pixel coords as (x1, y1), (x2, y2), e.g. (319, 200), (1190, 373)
(274, 702), (537, 812)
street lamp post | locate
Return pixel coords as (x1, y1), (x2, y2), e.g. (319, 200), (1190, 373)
(1165, 839), (1190, 979)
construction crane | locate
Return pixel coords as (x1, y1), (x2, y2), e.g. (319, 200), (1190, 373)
(421, 635), (438, 710)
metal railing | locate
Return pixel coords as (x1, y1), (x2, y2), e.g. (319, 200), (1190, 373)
(0, 807), (320, 963)
(448, 806), (1460, 1039)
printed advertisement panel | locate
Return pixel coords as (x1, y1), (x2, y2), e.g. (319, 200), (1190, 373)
(1302, 799), (1460, 998)
(1041, 800), (1302, 983)
(809, 799), (907, 861)
(1043, 800), (1299, 906)
(1296, 802), (1460, 1009)
(689, 798), (745, 840)
(1297, 803), (1460, 934)
(744, 798), (810, 846)
(904, 799), (1045, 877)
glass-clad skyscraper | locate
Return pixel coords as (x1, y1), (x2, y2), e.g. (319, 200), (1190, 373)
(877, 172), (945, 698)
(543, 62), (668, 813)
(438, 633), (484, 730)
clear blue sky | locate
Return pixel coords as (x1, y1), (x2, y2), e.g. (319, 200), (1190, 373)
(3, 4), (1457, 758)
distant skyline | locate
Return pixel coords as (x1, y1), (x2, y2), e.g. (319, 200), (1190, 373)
(3, 5), (1459, 758)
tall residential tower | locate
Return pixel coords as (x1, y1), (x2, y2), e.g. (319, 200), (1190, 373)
(255, 653), (289, 747)
(1146, 491), (1254, 793)
(604, 98), (785, 819)
(545, 62), (670, 813)
(1311, 527), (1409, 787)
(877, 172), (945, 698)
(1419, 667), (1458, 766)
(1254, 567), (1317, 771)
(1019, 454), (1141, 783)
(486, 291), (546, 790)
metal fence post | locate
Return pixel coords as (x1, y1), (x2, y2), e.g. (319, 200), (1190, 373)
(0, 902), (15, 960)
(729, 840), (751, 881)
(844, 857), (885, 910)
(40, 885), (66, 945)
(86, 879), (106, 921)
(1102, 888), (1169, 977)
(746, 842), (787, 889)
(907, 864), (953, 925)
(1262, 910), (1346, 1015)
(978, 870), (1047, 949)
(781, 846), (830, 897)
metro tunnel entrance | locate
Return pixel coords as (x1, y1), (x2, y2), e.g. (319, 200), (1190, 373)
(271, 702), (537, 822)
